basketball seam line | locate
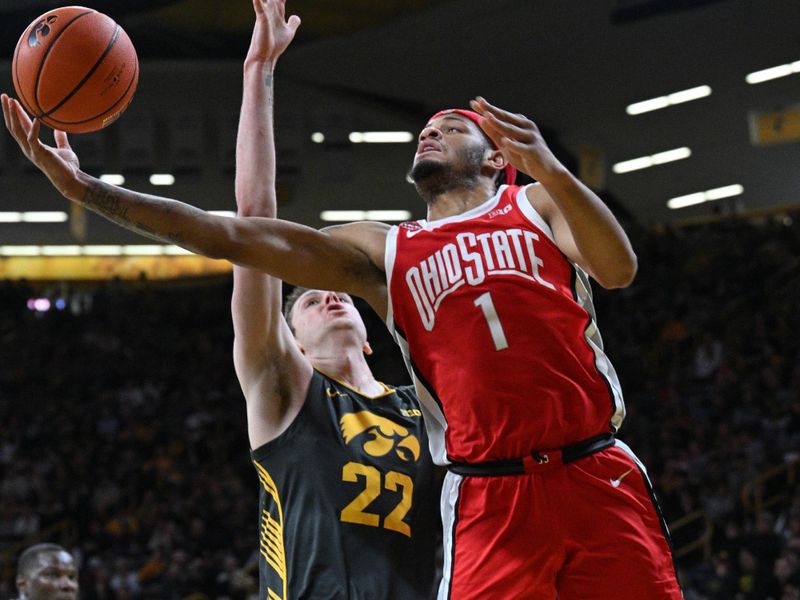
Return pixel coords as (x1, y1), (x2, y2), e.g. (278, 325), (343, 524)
(39, 24), (121, 118)
(31, 10), (94, 117)
(45, 54), (138, 127)
(39, 24), (122, 119)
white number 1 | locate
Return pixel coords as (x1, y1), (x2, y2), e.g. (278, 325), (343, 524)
(473, 292), (509, 351)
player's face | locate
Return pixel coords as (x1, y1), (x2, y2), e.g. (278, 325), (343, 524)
(291, 290), (368, 349)
(17, 551), (79, 600)
(408, 115), (489, 184)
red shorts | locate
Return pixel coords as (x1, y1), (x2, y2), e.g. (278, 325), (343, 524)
(438, 441), (683, 599)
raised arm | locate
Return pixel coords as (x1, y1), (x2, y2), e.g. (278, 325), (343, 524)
(1, 92), (388, 310)
(470, 97), (637, 289)
(232, 0), (308, 447)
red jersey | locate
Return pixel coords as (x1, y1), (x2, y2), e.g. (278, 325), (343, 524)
(385, 184), (625, 464)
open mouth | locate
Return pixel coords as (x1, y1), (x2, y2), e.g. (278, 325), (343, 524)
(416, 141), (442, 156)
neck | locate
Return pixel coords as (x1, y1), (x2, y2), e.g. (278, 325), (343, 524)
(423, 179), (498, 222)
(306, 339), (384, 397)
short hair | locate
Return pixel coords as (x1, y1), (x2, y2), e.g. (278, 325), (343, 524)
(283, 286), (310, 334)
(17, 543), (69, 578)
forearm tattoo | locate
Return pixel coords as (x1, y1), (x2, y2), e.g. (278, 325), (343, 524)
(82, 180), (186, 245)
(83, 180), (129, 220)
(265, 73), (274, 106)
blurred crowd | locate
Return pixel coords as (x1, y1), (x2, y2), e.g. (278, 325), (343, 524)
(0, 216), (798, 599)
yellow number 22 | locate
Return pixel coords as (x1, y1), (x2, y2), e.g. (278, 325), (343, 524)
(340, 462), (413, 537)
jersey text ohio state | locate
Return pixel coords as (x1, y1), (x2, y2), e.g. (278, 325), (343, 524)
(405, 227), (555, 330)
(386, 185), (626, 462)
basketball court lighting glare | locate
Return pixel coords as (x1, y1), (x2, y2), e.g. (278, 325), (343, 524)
(746, 60), (800, 84)
(613, 147), (692, 174)
(100, 174), (126, 185)
(209, 210), (237, 217)
(320, 210), (412, 222)
(0, 246), (41, 256)
(705, 184), (745, 201)
(0, 244), (197, 256)
(122, 245), (165, 255)
(652, 147), (692, 164)
(149, 174), (175, 185)
(321, 210), (368, 221)
(349, 131), (414, 143)
(0, 241), (201, 256)
(42, 246), (81, 256)
(22, 211), (69, 222)
(667, 184), (744, 209)
(311, 132), (325, 143)
(626, 85), (712, 115)
(164, 245), (192, 255)
(82, 245), (124, 256)
(361, 210), (412, 220)
(1, 211), (70, 223)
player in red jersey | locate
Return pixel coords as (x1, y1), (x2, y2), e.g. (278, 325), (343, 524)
(4, 65), (682, 597)
(383, 106), (681, 599)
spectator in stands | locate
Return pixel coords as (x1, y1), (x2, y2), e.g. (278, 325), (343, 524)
(15, 543), (78, 600)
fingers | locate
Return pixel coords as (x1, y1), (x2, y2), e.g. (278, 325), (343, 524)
(28, 118), (43, 151)
(471, 96), (530, 128)
(1, 93), (10, 131)
(481, 113), (534, 144)
(2, 93), (18, 134)
(287, 14), (301, 33)
(54, 129), (71, 151)
(3, 95), (32, 153)
(497, 135), (529, 154)
(471, 97), (538, 145)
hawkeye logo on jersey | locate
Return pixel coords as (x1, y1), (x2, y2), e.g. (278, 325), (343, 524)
(405, 228), (556, 330)
(340, 411), (421, 462)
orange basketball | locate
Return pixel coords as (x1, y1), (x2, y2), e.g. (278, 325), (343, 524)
(12, 6), (139, 134)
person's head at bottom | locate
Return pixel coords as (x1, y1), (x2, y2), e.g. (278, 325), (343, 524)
(16, 543), (78, 600)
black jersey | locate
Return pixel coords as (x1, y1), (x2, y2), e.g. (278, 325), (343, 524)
(251, 369), (441, 599)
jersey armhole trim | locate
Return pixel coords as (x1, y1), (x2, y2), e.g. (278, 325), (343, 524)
(515, 183), (556, 244)
(384, 224), (400, 336)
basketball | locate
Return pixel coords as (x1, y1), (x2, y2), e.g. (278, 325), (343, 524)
(12, 6), (139, 134)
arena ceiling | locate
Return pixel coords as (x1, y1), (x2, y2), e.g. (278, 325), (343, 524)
(0, 0), (799, 256)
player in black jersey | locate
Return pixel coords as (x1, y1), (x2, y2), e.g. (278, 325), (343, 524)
(232, 2), (439, 598)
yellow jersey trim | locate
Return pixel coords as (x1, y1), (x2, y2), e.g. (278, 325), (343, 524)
(253, 460), (287, 600)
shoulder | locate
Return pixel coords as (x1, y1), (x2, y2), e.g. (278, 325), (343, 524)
(322, 221), (391, 274)
(522, 182), (563, 230)
(321, 221), (390, 314)
(323, 221), (391, 244)
(522, 181), (549, 208)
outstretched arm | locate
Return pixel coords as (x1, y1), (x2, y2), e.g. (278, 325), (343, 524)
(1, 93), (388, 311)
(232, 0), (308, 447)
(470, 96), (637, 289)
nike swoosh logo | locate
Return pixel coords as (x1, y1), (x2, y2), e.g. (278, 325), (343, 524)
(326, 388), (348, 398)
(610, 467), (635, 488)
(406, 227), (427, 238)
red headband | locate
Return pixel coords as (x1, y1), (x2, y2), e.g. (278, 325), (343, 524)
(428, 109), (517, 186)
